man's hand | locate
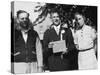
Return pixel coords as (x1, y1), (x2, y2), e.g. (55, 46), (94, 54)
(61, 48), (68, 59)
(32, 51), (36, 54)
(38, 66), (43, 72)
(14, 52), (20, 56)
(48, 42), (54, 48)
(75, 44), (79, 50)
(62, 48), (68, 54)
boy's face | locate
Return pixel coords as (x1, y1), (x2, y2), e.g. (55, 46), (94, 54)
(51, 12), (61, 26)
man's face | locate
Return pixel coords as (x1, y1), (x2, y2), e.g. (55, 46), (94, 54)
(18, 12), (29, 30)
(51, 13), (61, 26)
(75, 14), (85, 28)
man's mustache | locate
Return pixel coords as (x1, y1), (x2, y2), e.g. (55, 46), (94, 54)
(20, 21), (29, 29)
(20, 21), (29, 25)
(54, 19), (59, 22)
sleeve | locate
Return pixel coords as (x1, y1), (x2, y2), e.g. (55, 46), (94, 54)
(43, 30), (49, 52)
(43, 30), (53, 61)
(90, 27), (97, 53)
(36, 36), (43, 67)
(67, 29), (76, 51)
(91, 28), (97, 40)
(13, 30), (20, 54)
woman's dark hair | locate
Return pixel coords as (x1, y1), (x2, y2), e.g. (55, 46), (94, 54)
(74, 11), (86, 23)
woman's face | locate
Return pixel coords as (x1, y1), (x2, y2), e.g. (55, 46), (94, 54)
(75, 14), (85, 27)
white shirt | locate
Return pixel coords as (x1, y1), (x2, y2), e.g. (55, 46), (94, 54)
(21, 30), (28, 43)
(54, 25), (61, 35)
(74, 25), (96, 50)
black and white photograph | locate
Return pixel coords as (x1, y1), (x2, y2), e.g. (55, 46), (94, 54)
(11, 1), (98, 74)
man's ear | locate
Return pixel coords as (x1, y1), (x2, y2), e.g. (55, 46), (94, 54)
(50, 16), (52, 19)
(27, 13), (30, 17)
(16, 18), (20, 23)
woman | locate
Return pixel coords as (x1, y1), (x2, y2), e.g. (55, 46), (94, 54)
(74, 12), (97, 70)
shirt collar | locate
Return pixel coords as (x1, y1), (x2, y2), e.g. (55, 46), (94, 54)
(82, 24), (86, 31)
(21, 30), (28, 34)
(53, 25), (61, 30)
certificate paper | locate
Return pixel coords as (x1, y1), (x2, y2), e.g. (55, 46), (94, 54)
(52, 40), (67, 53)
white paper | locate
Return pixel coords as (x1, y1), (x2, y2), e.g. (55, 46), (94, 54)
(52, 40), (67, 53)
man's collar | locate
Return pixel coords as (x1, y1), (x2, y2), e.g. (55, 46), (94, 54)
(21, 30), (28, 34)
(53, 24), (61, 29)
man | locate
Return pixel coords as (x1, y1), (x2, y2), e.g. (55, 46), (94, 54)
(43, 10), (78, 71)
(11, 10), (43, 73)
(74, 12), (97, 70)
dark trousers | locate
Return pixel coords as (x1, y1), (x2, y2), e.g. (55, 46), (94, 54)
(48, 54), (78, 71)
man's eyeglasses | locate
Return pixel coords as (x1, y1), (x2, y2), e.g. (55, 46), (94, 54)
(20, 17), (28, 20)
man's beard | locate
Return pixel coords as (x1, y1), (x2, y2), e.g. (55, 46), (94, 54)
(20, 21), (29, 30)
